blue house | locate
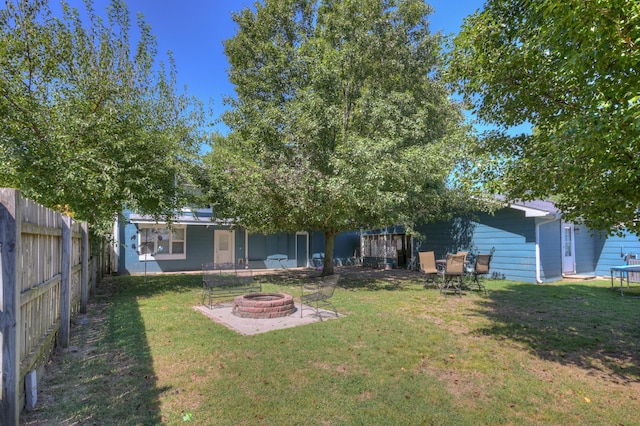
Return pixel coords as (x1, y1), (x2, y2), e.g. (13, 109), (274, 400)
(401, 200), (640, 283)
(114, 200), (640, 281)
(114, 208), (360, 274)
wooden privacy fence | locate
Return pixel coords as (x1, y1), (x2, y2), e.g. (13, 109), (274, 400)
(0, 188), (96, 425)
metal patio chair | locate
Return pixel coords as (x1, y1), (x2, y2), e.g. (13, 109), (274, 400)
(202, 262), (219, 307)
(469, 253), (492, 295)
(440, 252), (467, 296)
(300, 274), (340, 320)
(418, 251), (439, 288)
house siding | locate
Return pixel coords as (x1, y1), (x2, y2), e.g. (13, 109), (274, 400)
(415, 209), (548, 283)
(183, 226), (216, 269)
(235, 228), (247, 265)
(335, 231), (361, 259)
(594, 231), (640, 275)
(479, 210), (539, 283)
(248, 232), (293, 260)
(538, 219), (561, 281)
(308, 230), (361, 260)
(120, 200), (640, 281)
(574, 224), (597, 274)
(118, 219), (217, 274)
(412, 209), (640, 282)
(117, 207), (362, 273)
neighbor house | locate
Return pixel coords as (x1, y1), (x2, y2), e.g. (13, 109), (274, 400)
(114, 208), (360, 274)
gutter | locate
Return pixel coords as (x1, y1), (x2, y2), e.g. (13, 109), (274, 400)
(535, 214), (560, 283)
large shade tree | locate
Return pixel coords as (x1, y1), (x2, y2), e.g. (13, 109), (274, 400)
(206, 0), (476, 274)
(447, 0), (640, 234)
(0, 0), (204, 234)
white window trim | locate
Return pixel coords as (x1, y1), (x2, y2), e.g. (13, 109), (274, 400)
(137, 225), (187, 261)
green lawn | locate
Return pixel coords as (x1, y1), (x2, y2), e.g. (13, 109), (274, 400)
(21, 268), (640, 425)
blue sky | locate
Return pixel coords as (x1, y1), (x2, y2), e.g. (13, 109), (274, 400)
(63, 0), (487, 131)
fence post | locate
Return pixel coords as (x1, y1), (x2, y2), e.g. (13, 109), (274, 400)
(60, 215), (72, 348)
(98, 239), (104, 280)
(91, 251), (97, 297)
(81, 222), (89, 313)
(0, 188), (22, 425)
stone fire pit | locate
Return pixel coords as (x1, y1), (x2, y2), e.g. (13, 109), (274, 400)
(232, 293), (295, 319)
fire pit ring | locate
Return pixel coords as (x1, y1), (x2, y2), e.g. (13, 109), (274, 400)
(232, 293), (295, 319)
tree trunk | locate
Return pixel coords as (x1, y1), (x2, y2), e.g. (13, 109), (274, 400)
(322, 231), (337, 276)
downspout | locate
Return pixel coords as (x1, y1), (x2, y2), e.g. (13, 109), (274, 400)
(535, 214), (560, 283)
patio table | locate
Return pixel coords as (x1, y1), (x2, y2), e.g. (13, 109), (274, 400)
(609, 265), (640, 296)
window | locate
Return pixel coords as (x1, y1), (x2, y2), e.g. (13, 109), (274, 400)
(138, 225), (186, 260)
(563, 226), (572, 257)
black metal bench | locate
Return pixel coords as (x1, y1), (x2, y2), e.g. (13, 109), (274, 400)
(202, 262), (261, 308)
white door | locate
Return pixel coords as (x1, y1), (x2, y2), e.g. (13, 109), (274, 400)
(214, 230), (234, 264)
(561, 223), (575, 275)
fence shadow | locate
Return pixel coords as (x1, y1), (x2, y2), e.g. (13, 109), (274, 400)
(20, 276), (170, 424)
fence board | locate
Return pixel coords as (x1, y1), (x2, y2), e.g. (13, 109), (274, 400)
(1, 188), (22, 425)
(1, 189), (94, 425)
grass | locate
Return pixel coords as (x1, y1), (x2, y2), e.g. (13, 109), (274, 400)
(21, 268), (640, 425)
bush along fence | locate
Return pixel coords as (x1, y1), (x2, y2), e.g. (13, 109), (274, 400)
(0, 188), (106, 425)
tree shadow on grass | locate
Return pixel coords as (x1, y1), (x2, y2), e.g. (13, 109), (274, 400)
(473, 282), (640, 382)
(303, 267), (424, 291)
(198, 266), (423, 292)
(114, 272), (203, 296)
(21, 276), (171, 425)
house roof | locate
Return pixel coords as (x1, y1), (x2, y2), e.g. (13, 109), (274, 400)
(506, 199), (559, 218)
(129, 210), (232, 226)
(495, 195), (560, 218)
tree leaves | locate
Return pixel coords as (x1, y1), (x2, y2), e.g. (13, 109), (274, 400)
(0, 0), (204, 235)
(207, 0), (479, 273)
(446, 0), (640, 234)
